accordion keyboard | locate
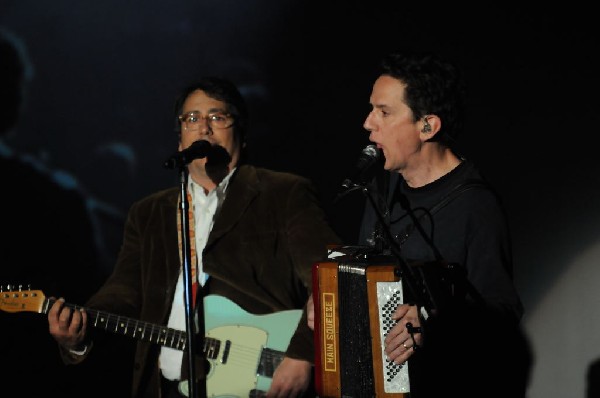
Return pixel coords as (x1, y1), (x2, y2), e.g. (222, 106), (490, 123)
(376, 282), (410, 393)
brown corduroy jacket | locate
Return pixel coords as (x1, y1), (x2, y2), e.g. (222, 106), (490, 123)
(62, 164), (341, 397)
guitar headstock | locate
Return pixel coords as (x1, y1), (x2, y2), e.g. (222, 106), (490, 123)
(0, 285), (46, 313)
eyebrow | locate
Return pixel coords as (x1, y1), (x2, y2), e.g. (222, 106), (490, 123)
(372, 103), (392, 112)
(185, 107), (229, 115)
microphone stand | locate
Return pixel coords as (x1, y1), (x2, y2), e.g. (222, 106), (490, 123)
(360, 185), (432, 316)
(177, 165), (200, 398)
(339, 179), (436, 321)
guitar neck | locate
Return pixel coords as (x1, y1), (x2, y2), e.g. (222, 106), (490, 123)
(43, 297), (201, 352)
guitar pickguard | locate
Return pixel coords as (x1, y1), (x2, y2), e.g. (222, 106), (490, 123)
(205, 325), (267, 396)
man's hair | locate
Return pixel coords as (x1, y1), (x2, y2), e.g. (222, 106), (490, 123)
(380, 50), (466, 146)
(173, 76), (248, 145)
(0, 27), (34, 135)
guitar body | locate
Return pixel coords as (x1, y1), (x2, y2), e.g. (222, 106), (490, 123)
(181, 295), (303, 397)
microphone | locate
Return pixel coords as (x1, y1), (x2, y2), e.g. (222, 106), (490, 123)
(163, 140), (212, 169)
(341, 144), (381, 189)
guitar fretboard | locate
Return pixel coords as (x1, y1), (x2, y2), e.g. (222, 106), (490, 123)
(42, 298), (220, 358)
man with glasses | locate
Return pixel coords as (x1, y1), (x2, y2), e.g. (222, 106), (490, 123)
(47, 76), (341, 398)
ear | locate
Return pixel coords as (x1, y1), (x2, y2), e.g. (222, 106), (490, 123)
(420, 115), (441, 139)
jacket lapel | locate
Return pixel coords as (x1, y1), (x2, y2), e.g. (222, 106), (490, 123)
(206, 165), (259, 248)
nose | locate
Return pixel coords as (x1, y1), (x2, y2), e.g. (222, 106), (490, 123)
(363, 110), (374, 132)
(199, 118), (212, 135)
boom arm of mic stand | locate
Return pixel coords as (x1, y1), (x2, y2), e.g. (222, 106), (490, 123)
(177, 166), (200, 398)
(360, 185), (434, 319)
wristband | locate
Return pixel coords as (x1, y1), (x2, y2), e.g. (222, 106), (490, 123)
(68, 344), (89, 356)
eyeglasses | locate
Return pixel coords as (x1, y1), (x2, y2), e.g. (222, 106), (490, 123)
(178, 111), (234, 130)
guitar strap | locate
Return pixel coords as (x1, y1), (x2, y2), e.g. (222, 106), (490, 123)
(177, 191), (200, 308)
(177, 191), (205, 390)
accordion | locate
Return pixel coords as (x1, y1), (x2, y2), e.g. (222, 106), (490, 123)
(312, 247), (411, 398)
(312, 246), (466, 397)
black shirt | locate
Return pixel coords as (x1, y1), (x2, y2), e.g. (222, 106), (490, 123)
(358, 159), (523, 320)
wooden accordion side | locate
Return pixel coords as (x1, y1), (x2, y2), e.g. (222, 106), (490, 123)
(312, 250), (410, 398)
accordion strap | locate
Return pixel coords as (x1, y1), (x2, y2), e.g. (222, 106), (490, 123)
(395, 178), (492, 248)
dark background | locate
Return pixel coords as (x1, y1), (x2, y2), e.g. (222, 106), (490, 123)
(1, 1), (599, 397)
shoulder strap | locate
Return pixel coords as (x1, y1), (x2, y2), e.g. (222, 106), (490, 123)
(395, 179), (492, 248)
(428, 178), (492, 216)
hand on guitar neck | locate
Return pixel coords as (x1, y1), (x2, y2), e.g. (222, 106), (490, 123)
(47, 297), (90, 355)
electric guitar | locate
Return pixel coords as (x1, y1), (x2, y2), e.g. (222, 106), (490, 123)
(0, 287), (303, 397)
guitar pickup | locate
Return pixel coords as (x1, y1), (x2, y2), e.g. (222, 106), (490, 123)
(220, 340), (231, 364)
(205, 339), (222, 360)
